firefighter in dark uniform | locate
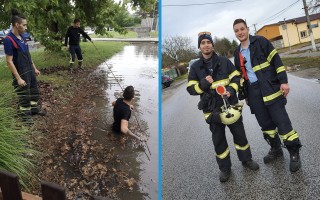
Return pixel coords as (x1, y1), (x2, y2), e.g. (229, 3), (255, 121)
(64, 19), (92, 70)
(187, 32), (259, 182)
(4, 9), (45, 124)
(233, 19), (302, 172)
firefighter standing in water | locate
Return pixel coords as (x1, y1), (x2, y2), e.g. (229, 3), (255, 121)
(4, 9), (45, 124)
(64, 19), (92, 71)
(233, 18), (302, 172)
(187, 32), (259, 182)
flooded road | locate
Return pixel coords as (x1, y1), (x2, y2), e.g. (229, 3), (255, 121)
(92, 43), (158, 199)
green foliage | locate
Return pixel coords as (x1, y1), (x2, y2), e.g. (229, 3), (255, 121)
(0, 0), (155, 51)
(90, 31), (138, 38)
(114, 6), (140, 29)
(0, 81), (38, 190)
(214, 37), (239, 58)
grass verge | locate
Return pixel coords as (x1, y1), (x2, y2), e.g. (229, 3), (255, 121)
(282, 56), (320, 69)
(174, 73), (188, 81)
(90, 31), (138, 38)
(0, 82), (38, 190)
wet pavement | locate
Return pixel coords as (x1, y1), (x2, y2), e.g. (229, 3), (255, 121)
(92, 43), (158, 199)
(279, 42), (320, 58)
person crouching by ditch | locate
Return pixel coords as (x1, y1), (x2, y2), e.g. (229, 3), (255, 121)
(187, 31), (259, 182)
(64, 18), (92, 71)
(4, 9), (46, 125)
(112, 86), (146, 142)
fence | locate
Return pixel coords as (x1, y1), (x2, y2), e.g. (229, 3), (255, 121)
(0, 169), (107, 200)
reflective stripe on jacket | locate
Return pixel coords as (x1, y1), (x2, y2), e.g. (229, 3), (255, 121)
(234, 35), (287, 105)
(187, 53), (241, 112)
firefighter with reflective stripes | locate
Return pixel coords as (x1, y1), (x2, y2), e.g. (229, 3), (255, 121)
(233, 19), (302, 172)
(187, 32), (259, 182)
(4, 9), (46, 125)
(64, 19), (92, 71)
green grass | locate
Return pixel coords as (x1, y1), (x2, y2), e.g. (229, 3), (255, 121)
(0, 41), (127, 190)
(277, 38), (320, 53)
(90, 31), (138, 38)
(31, 41), (126, 86)
(174, 73), (188, 81)
(0, 83), (38, 190)
(282, 56), (320, 69)
(150, 31), (158, 38)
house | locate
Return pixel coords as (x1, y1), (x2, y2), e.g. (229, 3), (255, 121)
(257, 13), (320, 48)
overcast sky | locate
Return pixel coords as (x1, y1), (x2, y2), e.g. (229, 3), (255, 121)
(162, 0), (310, 47)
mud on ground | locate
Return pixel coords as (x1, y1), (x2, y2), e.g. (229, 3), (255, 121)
(30, 67), (144, 199)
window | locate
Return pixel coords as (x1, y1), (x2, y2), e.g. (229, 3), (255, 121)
(282, 24), (287, 30)
(300, 31), (307, 38)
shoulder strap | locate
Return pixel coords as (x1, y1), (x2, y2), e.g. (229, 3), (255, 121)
(5, 36), (19, 49)
(239, 53), (248, 80)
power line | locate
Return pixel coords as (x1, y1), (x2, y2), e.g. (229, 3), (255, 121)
(162, 0), (242, 7)
(256, 0), (300, 26)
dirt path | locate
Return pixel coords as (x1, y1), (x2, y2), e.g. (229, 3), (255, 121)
(31, 67), (144, 199)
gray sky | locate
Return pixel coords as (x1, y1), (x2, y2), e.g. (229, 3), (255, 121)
(162, 0), (309, 46)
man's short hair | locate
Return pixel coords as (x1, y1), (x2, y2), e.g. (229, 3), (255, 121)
(11, 9), (26, 26)
(123, 86), (134, 100)
(233, 18), (247, 28)
(74, 19), (80, 24)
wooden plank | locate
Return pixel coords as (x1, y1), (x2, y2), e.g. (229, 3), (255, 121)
(41, 181), (66, 200)
(21, 192), (42, 200)
(0, 170), (23, 200)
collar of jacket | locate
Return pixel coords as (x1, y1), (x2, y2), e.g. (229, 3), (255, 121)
(236, 34), (257, 52)
(199, 52), (219, 69)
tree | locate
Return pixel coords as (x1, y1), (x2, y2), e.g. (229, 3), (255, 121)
(308, 0), (320, 14)
(230, 39), (239, 55)
(214, 37), (238, 58)
(0, 0), (156, 51)
(162, 35), (197, 67)
(162, 52), (176, 67)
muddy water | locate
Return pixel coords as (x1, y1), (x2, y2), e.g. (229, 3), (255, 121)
(92, 43), (158, 199)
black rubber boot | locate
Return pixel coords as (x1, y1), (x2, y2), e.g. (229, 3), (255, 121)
(242, 159), (260, 170)
(19, 110), (33, 125)
(78, 61), (83, 70)
(68, 63), (74, 72)
(31, 106), (46, 116)
(264, 134), (283, 164)
(219, 169), (231, 182)
(287, 143), (302, 172)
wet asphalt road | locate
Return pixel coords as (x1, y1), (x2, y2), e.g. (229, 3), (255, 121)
(162, 74), (320, 200)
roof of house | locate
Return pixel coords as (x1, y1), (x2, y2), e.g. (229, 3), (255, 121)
(257, 13), (320, 33)
(291, 13), (320, 24)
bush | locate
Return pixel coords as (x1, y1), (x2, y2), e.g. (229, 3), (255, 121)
(0, 83), (38, 190)
(177, 65), (188, 76)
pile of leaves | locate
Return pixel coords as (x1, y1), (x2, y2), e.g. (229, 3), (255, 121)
(32, 68), (145, 199)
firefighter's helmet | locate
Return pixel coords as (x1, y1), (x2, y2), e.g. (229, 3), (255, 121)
(219, 102), (244, 125)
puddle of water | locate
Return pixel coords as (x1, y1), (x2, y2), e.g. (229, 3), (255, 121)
(92, 43), (158, 199)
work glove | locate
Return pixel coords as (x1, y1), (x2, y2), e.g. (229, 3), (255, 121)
(199, 77), (211, 91)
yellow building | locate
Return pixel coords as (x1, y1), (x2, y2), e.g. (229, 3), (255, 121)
(257, 13), (320, 48)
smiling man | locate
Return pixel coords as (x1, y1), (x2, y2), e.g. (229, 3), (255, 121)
(233, 18), (302, 172)
(187, 32), (259, 182)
